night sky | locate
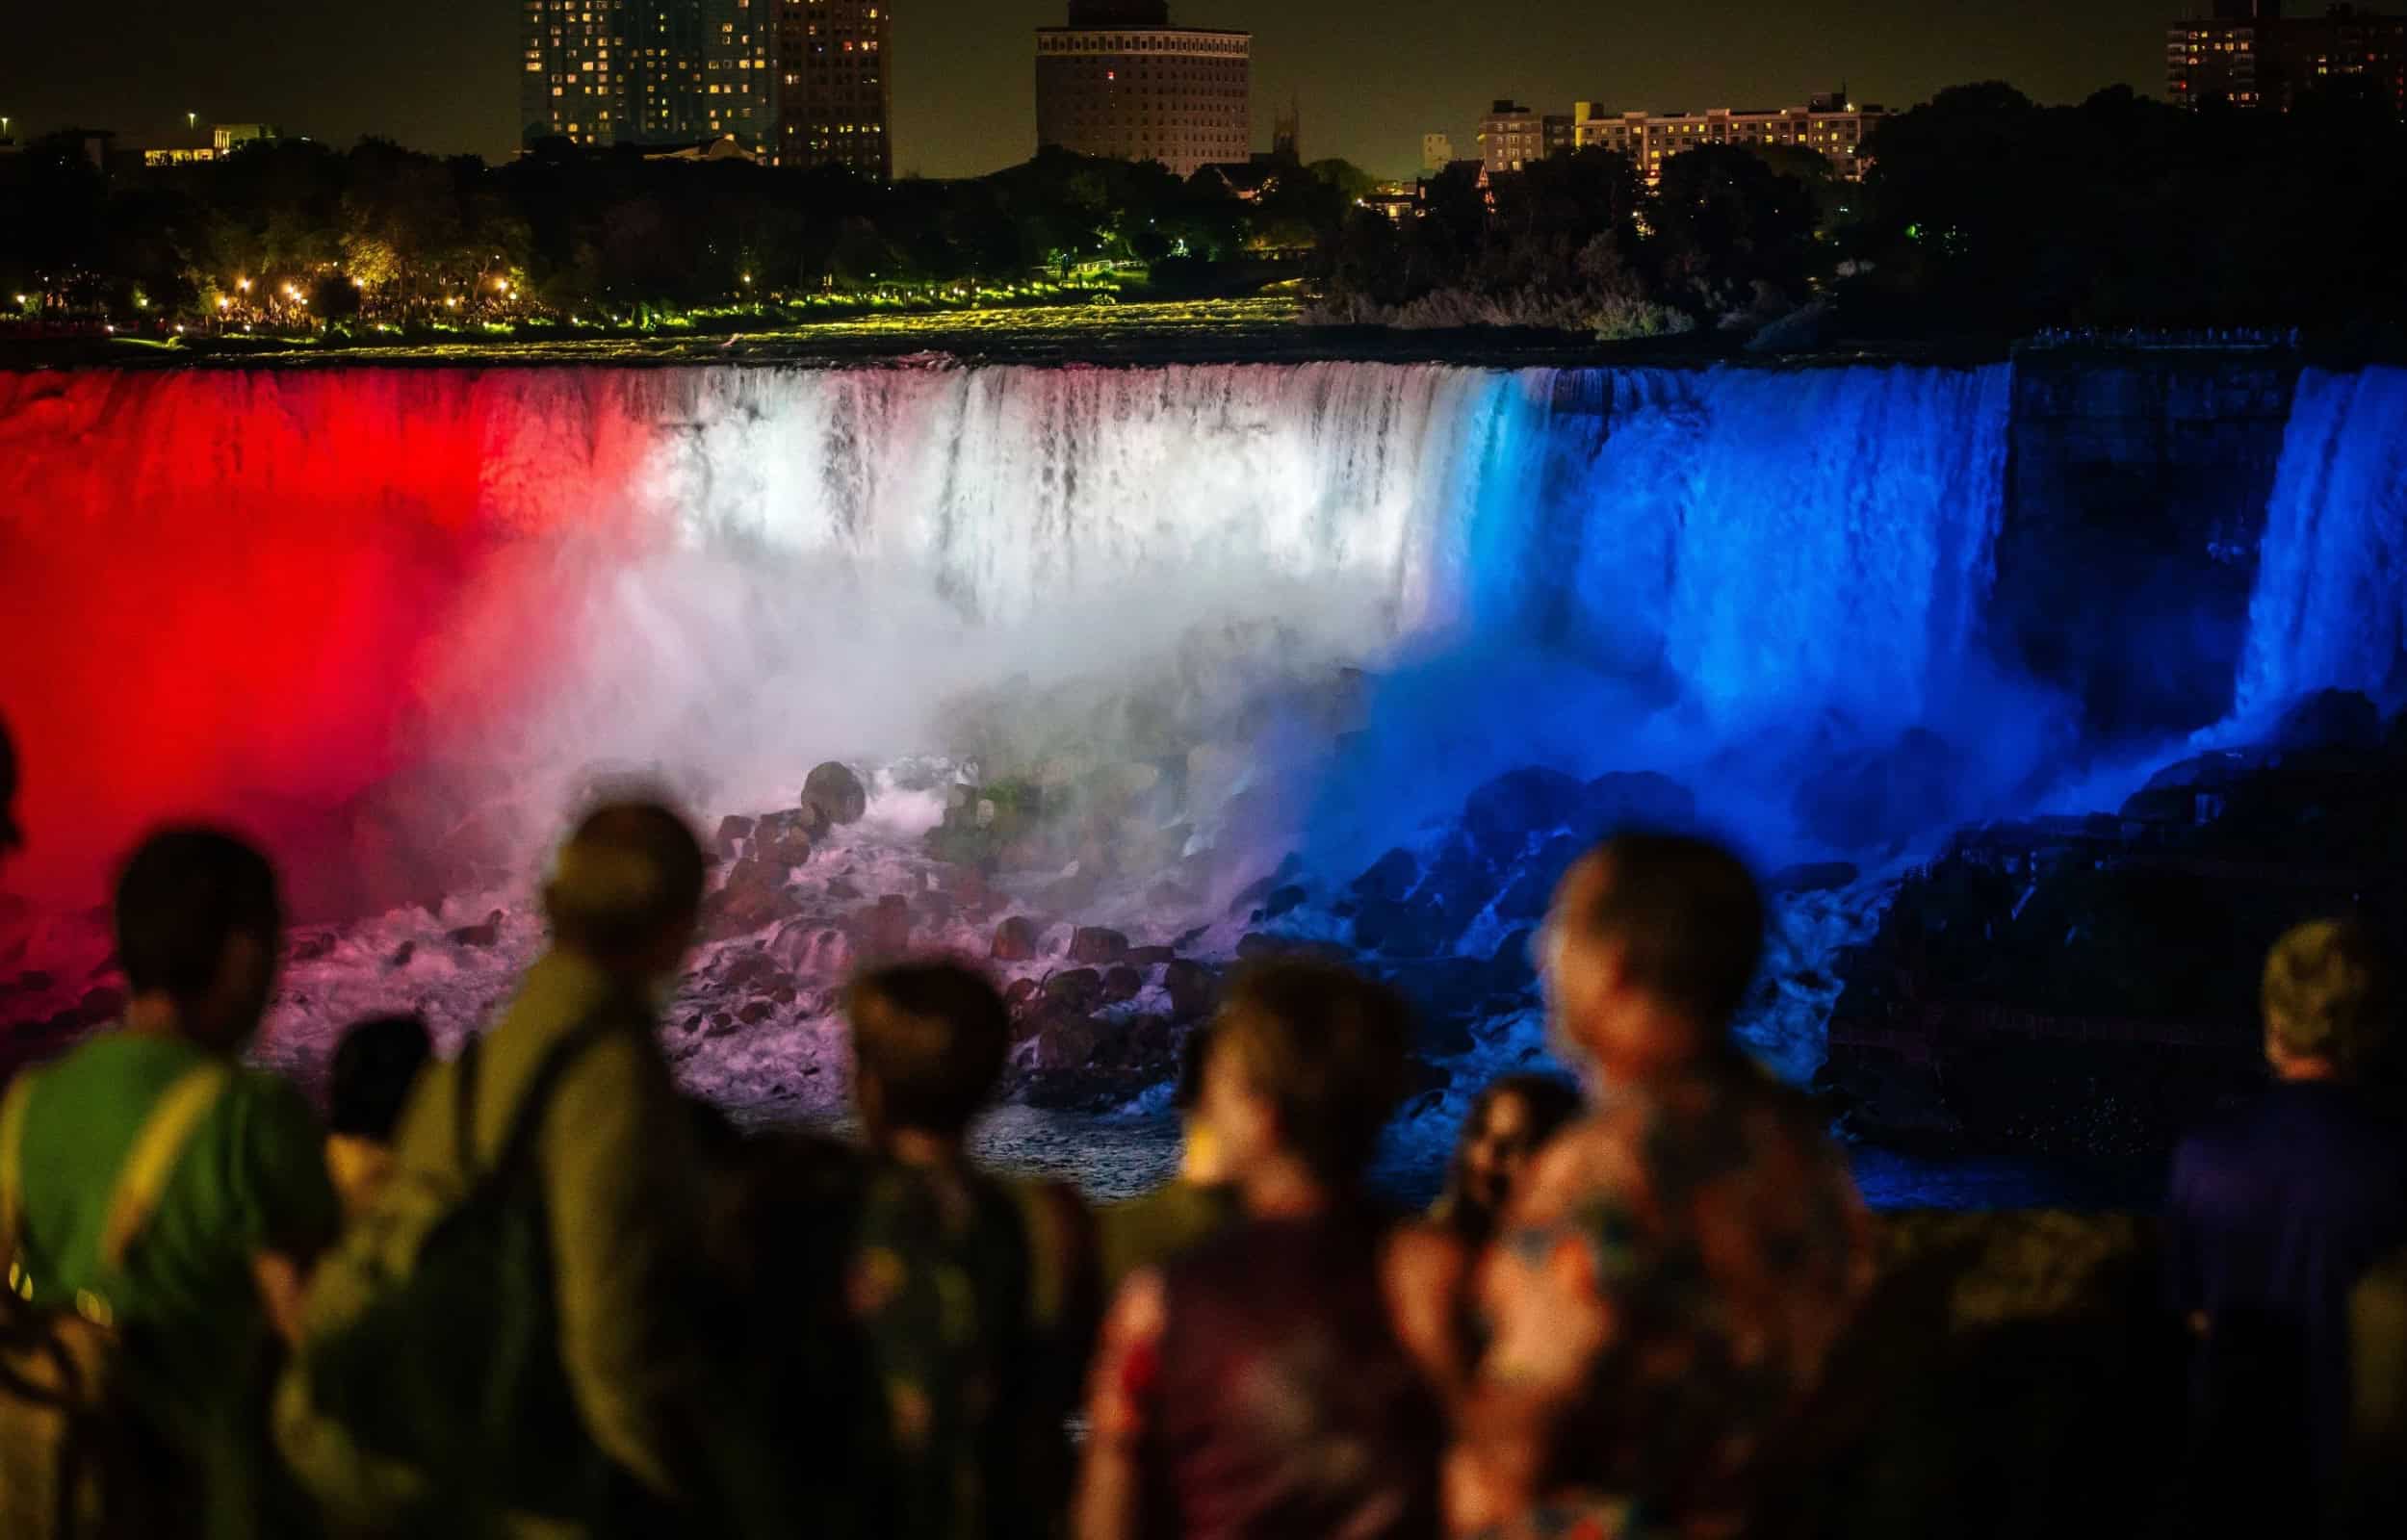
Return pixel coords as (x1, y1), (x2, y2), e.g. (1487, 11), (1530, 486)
(12, 0), (2199, 178)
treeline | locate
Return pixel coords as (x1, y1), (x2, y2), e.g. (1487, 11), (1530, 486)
(0, 135), (1370, 322)
(13, 80), (2407, 340)
(1315, 80), (2407, 341)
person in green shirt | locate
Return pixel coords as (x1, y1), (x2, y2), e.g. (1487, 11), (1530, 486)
(5, 826), (339, 1532)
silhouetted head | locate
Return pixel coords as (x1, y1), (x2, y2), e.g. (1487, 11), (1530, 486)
(542, 800), (706, 983)
(115, 827), (284, 1054)
(1204, 958), (1411, 1193)
(0, 712), (21, 860)
(326, 1014), (433, 1143)
(2263, 918), (2391, 1082)
(845, 960), (1011, 1143)
(1441, 1073), (1583, 1237)
(1541, 833), (1764, 1087)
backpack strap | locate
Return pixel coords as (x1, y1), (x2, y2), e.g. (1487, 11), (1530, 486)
(453, 1033), (484, 1177)
(460, 1014), (624, 1192)
(98, 1063), (233, 1270)
(0, 1071), (43, 1294)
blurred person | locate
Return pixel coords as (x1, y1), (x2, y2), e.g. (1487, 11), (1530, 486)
(321, 1014), (432, 1220)
(1453, 834), (1874, 1540)
(2168, 918), (2407, 1533)
(1, 827), (339, 1535)
(843, 959), (1098, 1540)
(1430, 1074), (1582, 1247)
(1097, 1020), (1243, 1295)
(278, 800), (783, 1536)
(1075, 959), (1450, 1540)
(1395, 1074), (1587, 1414)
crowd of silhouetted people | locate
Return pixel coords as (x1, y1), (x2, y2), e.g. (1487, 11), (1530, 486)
(2, 707), (2406, 1540)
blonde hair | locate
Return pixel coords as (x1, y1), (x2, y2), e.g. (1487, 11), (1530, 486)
(2263, 918), (2388, 1068)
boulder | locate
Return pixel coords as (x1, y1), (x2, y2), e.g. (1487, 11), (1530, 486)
(714, 814), (757, 858)
(914, 891), (957, 928)
(1488, 927), (1540, 995)
(1226, 875), (1279, 918)
(2268, 688), (2381, 752)
(1492, 833), (1584, 924)
(1379, 958), (1495, 1057)
(1349, 848), (1420, 905)
(1044, 968), (1105, 1014)
(1029, 1014), (1107, 1072)
(1462, 767), (1591, 861)
(1101, 965), (1145, 1004)
(1069, 926), (1130, 965)
(446, 909), (505, 949)
(753, 808), (820, 868)
(1351, 894), (1462, 959)
(2139, 750), (2267, 795)
(1126, 945), (1177, 967)
(803, 761), (869, 826)
(1262, 885), (1308, 920)
(1003, 976), (1044, 1017)
(991, 916), (1041, 962)
(706, 858), (804, 939)
(1162, 959), (1218, 1021)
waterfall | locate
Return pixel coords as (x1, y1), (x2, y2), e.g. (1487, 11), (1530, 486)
(11, 353), (2388, 913)
(2235, 365), (2407, 717)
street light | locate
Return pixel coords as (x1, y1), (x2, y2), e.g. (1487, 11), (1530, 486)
(187, 113), (197, 131)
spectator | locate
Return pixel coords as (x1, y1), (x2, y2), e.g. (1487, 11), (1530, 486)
(842, 960), (1098, 1540)
(2347, 1245), (2407, 1536)
(1075, 959), (1450, 1540)
(322, 1014), (431, 1219)
(1, 827), (338, 1534)
(1431, 1074), (1582, 1247)
(2168, 918), (2407, 1533)
(279, 800), (779, 1534)
(1454, 834), (1873, 1539)
(1097, 1020), (1242, 1295)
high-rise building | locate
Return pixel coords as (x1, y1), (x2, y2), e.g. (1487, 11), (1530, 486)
(633, 0), (708, 140)
(523, 0), (635, 148)
(1034, 1), (1253, 177)
(700, 0), (774, 151)
(1570, 93), (1890, 187)
(773, 0), (893, 177)
(521, 0), (891, 175)
(1422, 132), (1456, 172)
(2168, 3), (2406, 114)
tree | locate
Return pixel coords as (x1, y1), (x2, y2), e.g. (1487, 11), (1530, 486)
(1648, 144), (1818, 317)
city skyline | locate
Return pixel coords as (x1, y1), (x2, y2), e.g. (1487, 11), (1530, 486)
(9, 0), (2275, 178)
